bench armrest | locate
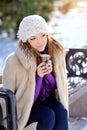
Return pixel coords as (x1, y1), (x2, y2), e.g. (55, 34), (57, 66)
(0, 87), (18, 130)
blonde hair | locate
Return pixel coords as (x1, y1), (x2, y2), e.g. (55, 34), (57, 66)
(19, 35), (65, 66)
(47, 35), (65, 62)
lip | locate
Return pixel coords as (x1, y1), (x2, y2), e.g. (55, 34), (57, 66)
(37, 44), (45, 51)
(37, 44), (44, 48)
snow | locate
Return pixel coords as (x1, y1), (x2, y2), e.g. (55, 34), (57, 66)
(69, 117), (87, 130)
(48, 12), (87, 48)
(0, 39), (17, 74)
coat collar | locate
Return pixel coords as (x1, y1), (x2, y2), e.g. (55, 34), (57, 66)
(16, 41), (36, 69)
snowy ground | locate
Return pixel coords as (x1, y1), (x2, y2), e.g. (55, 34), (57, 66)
(0, 39), (17, 74)
(69, 117), (87, 130)
(48, 11), (87, 48)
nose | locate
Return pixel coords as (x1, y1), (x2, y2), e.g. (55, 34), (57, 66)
(36, 38), (43, 44)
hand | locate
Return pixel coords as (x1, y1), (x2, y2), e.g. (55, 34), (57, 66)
(37, 60), (53, 77)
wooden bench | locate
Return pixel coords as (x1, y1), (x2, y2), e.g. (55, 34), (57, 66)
(66, 48), (87, 117)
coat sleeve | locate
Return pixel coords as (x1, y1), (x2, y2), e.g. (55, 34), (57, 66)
(61, 50), (69, 112)
(2, 56), (16, 92)
(54, 48), (69, 113)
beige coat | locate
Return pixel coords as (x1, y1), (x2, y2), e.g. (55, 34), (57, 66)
(2, 40), (69, 130)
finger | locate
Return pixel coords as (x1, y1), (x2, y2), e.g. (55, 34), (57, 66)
(44, 65), (52, 73)
(47, 60), (52, 64)
(46, 63), (52, 69)
(37, 65), (47, 75)
(38, 62), (46, 67)
(46, 60), (52, 66)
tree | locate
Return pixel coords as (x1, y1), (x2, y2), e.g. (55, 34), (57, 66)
(0, 0), (55, 38)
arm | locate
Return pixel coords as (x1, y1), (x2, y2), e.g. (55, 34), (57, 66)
(2, 57), (16, 93)
(34, 75), (43, 102)
(45, 73), (56, 87)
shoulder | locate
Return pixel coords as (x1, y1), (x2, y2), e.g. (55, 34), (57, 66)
(6, 52), (19, 65)
(5, 52), (23, 71)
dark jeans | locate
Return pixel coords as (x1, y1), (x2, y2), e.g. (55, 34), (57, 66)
(26, 93), (68, 130)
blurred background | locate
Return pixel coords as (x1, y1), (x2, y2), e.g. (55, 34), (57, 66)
(0, 0), (87, 74)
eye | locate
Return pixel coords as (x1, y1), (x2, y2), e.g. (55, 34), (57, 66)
(42, 34), (47, 37)
(30, 37), (36, 40)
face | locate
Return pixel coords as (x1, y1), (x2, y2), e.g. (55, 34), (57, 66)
(27, 33), (47, 52)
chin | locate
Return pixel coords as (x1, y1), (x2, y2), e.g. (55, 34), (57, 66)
(39, 46), (46, 52)
(38, 49), (44, 52)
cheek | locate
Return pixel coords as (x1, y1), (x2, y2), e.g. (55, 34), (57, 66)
(30, 43), (36, 49)
(28, 40), (35, 48)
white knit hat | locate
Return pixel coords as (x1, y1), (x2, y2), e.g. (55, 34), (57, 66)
(17, 15), (49, 42)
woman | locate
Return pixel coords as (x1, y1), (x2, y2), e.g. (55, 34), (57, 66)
(2, 15), (69, 130)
